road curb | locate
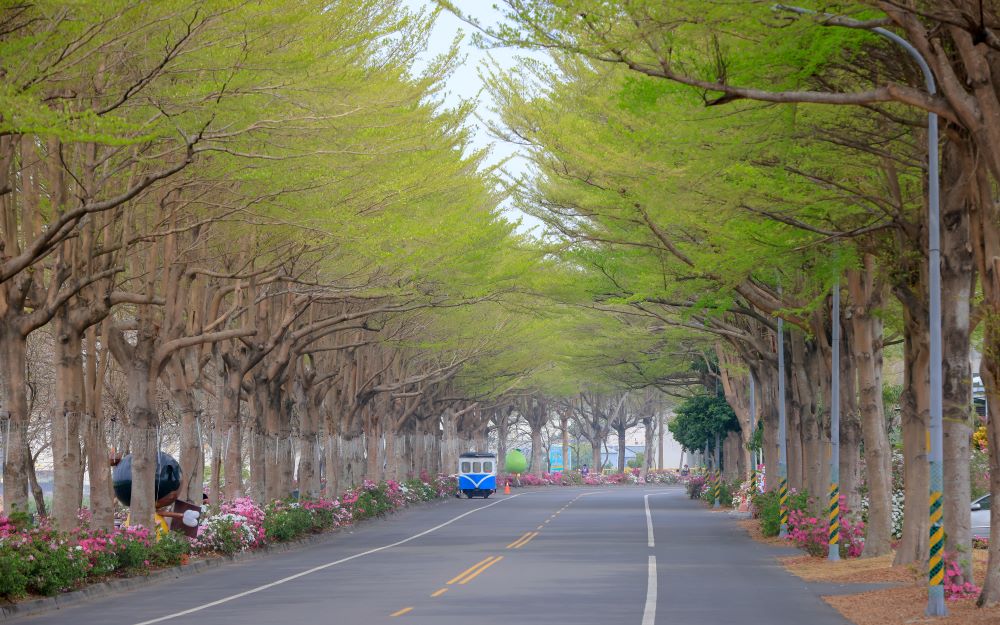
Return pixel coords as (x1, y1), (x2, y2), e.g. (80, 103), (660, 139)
(0, 496), (453, 622)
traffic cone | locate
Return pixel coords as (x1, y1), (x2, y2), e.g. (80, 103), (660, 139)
(504, 482), (511, 495)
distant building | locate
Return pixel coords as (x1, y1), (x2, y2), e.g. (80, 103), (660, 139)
(601, 445), (645, 470)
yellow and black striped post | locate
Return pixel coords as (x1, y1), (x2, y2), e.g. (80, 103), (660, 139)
(713, 469), (721, 509)
(778, 477), (789, 535)
(928, 489), (944, 590)
(828, 483), (840, 561)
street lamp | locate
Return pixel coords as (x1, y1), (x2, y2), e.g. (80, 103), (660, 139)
(829, 278), (841, 562)
(749, 373), (757, 487)
(777, 305), (789, 538)
(775, 5), (944, 615)
(714, 431), (722, 509)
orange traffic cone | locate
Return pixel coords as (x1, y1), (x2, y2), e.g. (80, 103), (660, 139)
(504, 482), (511, 495)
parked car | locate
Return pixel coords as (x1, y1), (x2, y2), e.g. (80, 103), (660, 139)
(972, 494), (991, 538)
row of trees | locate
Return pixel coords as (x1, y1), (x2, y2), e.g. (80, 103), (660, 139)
(436, 0), (1000, 609)
(0, 0), (544, 532)
(0, 1), (684, 546)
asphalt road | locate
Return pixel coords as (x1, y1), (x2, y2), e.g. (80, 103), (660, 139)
(10, 487), (873, 625)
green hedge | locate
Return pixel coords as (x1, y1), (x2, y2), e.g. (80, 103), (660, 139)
(753, 490), (810, 537)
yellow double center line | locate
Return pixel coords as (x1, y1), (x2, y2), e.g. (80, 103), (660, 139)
(447, 555), (504, 585)
(506, 531), (539, 549)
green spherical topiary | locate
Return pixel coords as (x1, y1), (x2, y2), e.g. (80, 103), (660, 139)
(505, 449), (528, 474)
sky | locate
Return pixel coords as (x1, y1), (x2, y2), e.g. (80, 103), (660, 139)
(403, 0), (544, 233)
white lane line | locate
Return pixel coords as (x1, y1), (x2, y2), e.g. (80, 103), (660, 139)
(645, 494), (655, 548)
(132, 494), (524, 625)
(643, 555), (657, 625)
(643, 490), (676, 548)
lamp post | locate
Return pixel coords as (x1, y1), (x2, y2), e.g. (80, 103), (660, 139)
(714, 431), (722, 509)
(829, 278), (841, 561)
(775, 5), (943, 614)
(777, 310), (789, 538)
(749, 373), (757, 489)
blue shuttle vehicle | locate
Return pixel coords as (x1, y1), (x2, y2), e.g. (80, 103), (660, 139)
(458, 451), (497, 498)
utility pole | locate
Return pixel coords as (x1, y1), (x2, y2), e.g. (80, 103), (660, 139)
(776, 5), (944, 614)
(829, 278), (841, 561)
(777, 296), (788, 538)
(658, 412), (664, 470)
(749, 373), (757, 492)
(713, 432), (722, 509)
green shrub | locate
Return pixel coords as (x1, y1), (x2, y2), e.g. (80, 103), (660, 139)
(686, 476), (706, 499)
(0, 545), (30, 599)
(115, 533), (153, 571)
(86, 548), (119, 578)
(753, 489), (810, 537)
(196, 517), (246, 556)
(351, 489), (393, 520)
(309, 508), (335, 531)
(561, 471), (584, 486)
(404, 479), (436, 500)
(699, 478), (735, 507)
(149, 531), (190, 567)
(264, 505), (314, 542)
(25, 543), (87, 596)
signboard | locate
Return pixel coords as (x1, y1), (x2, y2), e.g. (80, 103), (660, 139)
(548, 446), (572, 472)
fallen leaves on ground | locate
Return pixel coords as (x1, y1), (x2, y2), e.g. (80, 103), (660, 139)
(736, 518), (789, 546)
(785, 548), (999, 624)
(825, 585), (998, 625)
(781, 553), (918, 584)
(738, 515), (1000, 624)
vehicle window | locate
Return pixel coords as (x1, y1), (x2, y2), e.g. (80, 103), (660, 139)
(461, 461), (471, 473)
(982, 496), (992, 510)
(483, 461), (493, 473)
(473, 461), (482, 473)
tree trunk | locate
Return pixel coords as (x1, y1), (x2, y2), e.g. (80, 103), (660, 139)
(642, 418), (655, 479)
(83, 414), (114, 530)
(893, 307), (930, 567)
(496, 413), (509, 476)
(658, 412), (664, 470)
(973, 140), (1000, 605)
(0, 326), (30, 513)
(83, 324), (114, 530)
(839, 320), (863, 516)
(790, 330), (826, 506)
(51, 315), (85, 528)
(323, 431), (340, 499)
(249, 392), (266, 503)
(384, 430), (399, 482)
(786, 332), (807, 493)
(560, 414), (570, 471)
(530, 423), (544, 476)
(219, 364), (244, 501)
(428, 426), (441, 476)
(939, 138), (976, 581)
(165, 363), (205, 505)
(847, 260), (893, 557)
(981, 332), (1000, 604)
(26, 450), (46, 516)
(365, 417), (383, 482)
(297, 435), (318, 499)
(760, 364), (780, 492)
(340, 431), (365, 490)
(441, 411), (459, 475)
(125, 348), (159, 530)
(616, 426), (626, 473)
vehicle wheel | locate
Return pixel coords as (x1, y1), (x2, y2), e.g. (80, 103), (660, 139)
(465, 491), (474, 499)
(483, 492), (490, 499)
